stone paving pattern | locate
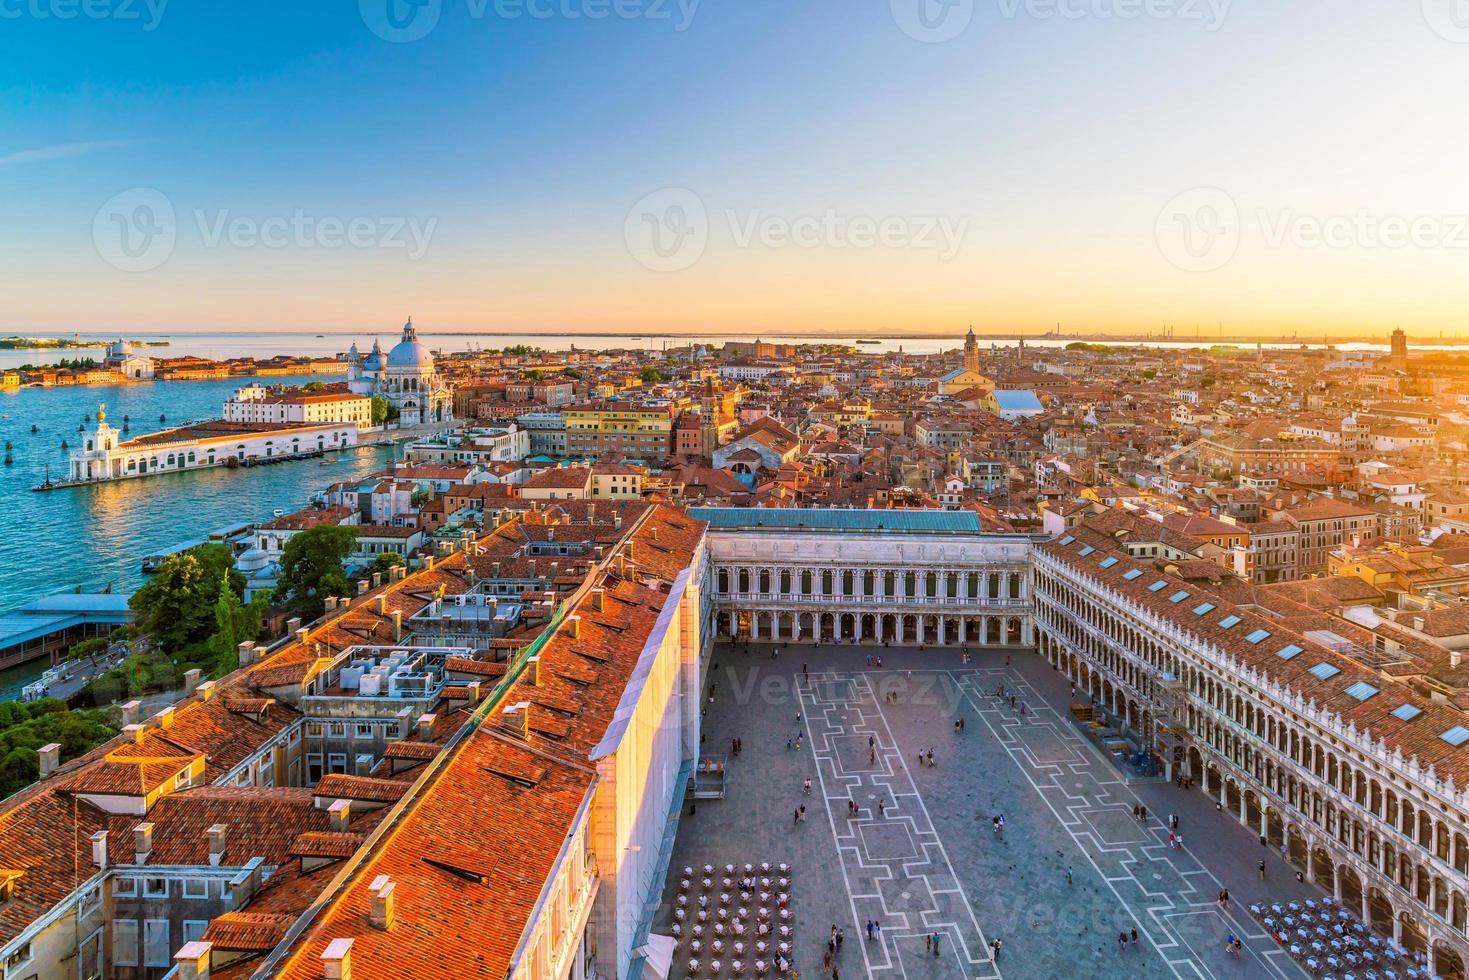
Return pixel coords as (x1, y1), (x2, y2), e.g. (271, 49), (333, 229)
(655, 644), (1322, 979)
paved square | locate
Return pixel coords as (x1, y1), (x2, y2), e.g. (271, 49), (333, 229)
(654, 645), (1320, 979)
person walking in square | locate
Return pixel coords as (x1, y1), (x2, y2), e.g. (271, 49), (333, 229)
(932, 932), (942, 957)
(794, 807), (800, 826)
(803, 777), (812, 796)
(925, 934), (932, 954)
(1130, 927), (1138, 947)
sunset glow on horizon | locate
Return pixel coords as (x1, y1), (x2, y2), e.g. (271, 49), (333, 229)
(5, 2), (1469, 338)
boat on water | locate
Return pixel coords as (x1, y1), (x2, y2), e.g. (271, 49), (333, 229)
(856, 339), (882, 345)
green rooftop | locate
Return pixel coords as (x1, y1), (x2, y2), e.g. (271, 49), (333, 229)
(689, 508), (984, 533)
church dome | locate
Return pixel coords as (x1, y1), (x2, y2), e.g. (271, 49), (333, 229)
(109, 339), (133, 358)
(362, 338), (384, 372)
(386, 317), (435, 371)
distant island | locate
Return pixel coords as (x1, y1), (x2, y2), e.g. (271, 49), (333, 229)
(0, 336), (169, 351)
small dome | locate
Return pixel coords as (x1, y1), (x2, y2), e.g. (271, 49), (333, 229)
(235, 546), (270, 574)
(110, 339), (133, 357)
(362, 338), (384, 372)
(386, 317), (435, 371)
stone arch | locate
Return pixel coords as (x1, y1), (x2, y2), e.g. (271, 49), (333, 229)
(1337, 865), (1363, 916)
(1398, 910), (1426, 955)
(1436, 942), (1466, 980)
(1310, 844), (1334, 892)
(1286, 826), (1308, 866)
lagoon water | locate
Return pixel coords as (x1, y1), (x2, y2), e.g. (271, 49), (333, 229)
(0, 374), (395, 612)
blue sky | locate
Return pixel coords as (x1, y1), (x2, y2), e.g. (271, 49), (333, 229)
(4, 1), (1469, 336)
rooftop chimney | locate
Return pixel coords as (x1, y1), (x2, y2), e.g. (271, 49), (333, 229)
(237, 641), (256, 667)
(321, 938), (354, 980)
(134, 822), (154, 865)
(324, 596), (338, 613)
(285, 616), (302, 635)
(425, 555), (436, 571)
(122, 724), (146, 744)
(174, 941), (213, 980)
(375, 595), (388, 615)
(567, 616), (580, 639)
(151, 706), (175, 730)
(526, 656), (541, 686)
(614, 512), (622, 530)
(357, 580), (369, 596)
(502, 701), (531, 739)
(371, 572), (382, 588)
(328, 798), (352, 832)
(296, 627), (310, 647)
(590, 589), (604, 613)
(183, 668), (202, 695)
(38, 742), (60, 779)
(369, 877), (396, 931)
(90, 830), (108, 870)
(197, 680), (218, 702)
(416, 713), (436, 741)
(120, 700), (141, 726)
(208, 823), (227, 866)
(391, 610), (403, 642)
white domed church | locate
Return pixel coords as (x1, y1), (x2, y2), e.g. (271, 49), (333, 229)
(346, 317), (453, 425)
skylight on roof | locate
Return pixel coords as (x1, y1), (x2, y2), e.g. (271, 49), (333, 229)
(1099, 556), (1119, 569)
(1218, 615), (1242, 629)
(1078, 546), (1095, 557)
(1169, 590), (1190, 603)
(1308, 663), (1341, 680)
(1344, 681), (1380, 701)
(1123, 569), (1144, 581)
(1276, 644), (1303, 661)
(1441, 726), (1469, 747)
(1391, 704), (1422, 721)
(1059, 535), (1075, 545)
(1244, 628), (1270, 643)
(1192, 602), (1215, 616)
(1148, 580), (1168, 592)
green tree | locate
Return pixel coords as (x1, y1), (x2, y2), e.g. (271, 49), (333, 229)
(303, 380), (326, 391)
(370, 552), (406, 577)
(523, 369), (543, 381)
(563, 368), (582, 380)
(279, 524), (360, 620)
(130, 554), (212, 651)
(370, 396), (393, 426)
(207, 579), (247, 675)
(641, 366), (665, 384)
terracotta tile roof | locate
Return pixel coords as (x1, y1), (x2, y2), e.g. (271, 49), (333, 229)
(288, 831), (367, 860)
(204, 911), (301, 951)
(313, 775), (411, 805)
(106, 787), (328, 866)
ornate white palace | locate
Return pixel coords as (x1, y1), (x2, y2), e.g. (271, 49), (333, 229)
(1033, 521), (1469, 975)
(691, 508), (1035, 647)
(346, 317), (453, 426)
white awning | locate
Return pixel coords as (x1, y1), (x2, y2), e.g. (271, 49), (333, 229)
(634, 933), (677, 980)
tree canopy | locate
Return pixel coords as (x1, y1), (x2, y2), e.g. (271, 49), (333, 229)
(279, 524), (359, 619)
(128, 545), (243, 652)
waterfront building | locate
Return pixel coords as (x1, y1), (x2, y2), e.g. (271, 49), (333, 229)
(67, 408), (359, 483)
(345, 318), (454, 426)
(102, 339), (154, 380)
(223, 384), (372, 431)
(400, 424), (530, 465)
